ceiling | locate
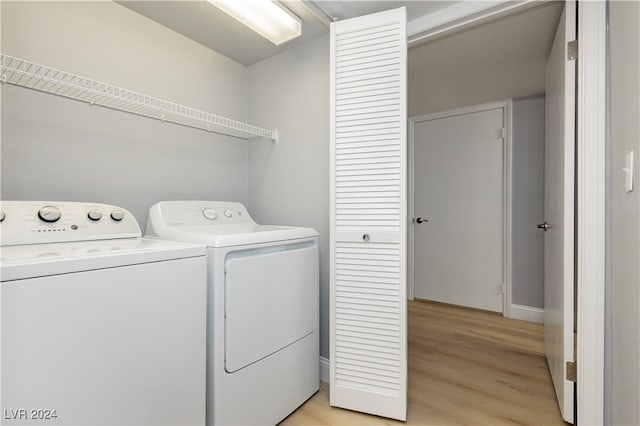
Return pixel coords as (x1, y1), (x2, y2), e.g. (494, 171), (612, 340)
(119, 1), (563, 70)
(118, 1), (460, 66)
(118, 1), (328, 66)
(312, 1), (455, 22)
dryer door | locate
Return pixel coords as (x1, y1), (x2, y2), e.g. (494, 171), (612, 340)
(224, 242), (318, 373)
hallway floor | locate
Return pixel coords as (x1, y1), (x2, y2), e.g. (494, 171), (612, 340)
(281, 300), (566, 425)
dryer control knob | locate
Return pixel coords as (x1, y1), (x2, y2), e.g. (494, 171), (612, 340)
(0, 211), (5, 222)
(110, 210), (125, 222)
(224, 208), (233, 218)
(38, 205), (61, 223)
(87, 209), (103, 221)
(203, 208), (218, 220)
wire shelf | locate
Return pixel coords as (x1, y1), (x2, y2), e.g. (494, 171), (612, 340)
(0, 54), (278, 141)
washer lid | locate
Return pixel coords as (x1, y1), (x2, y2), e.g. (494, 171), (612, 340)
(0, 237), (206, 282)
(149, 224), (318, 247)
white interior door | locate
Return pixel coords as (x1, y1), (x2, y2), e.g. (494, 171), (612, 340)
(544, 2), (576, 423)
(413, 105), (506, 313)
(329, 7), (407, 421)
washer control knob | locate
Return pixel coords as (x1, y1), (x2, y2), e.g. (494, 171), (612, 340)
(38, 205), (61, 223)
(203, 208), (217, 220)
(110, 210), (125, 222)
(224, 208), (233, 218)
(0, 211), (5, 222)
(87, 209), (103, 221)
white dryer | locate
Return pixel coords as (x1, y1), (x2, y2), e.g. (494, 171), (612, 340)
(146, 200), (319, 426)
(1, 201), (207, 426)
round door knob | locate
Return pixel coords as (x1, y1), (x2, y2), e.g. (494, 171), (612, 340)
(110, 210), (125, 222)
(0, 211), (5, 222)
(203, 208), (218, 220)
(362, 233), (370, 242)
(87, 209), (103, 221)
(38, 205), (61, 223)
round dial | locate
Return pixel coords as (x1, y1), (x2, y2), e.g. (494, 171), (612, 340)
(0, 211), (5, 222)
(38, 205), (61, 223)
(224, 208), (233, 218)
(110, 210), (125, 222)
(87, 209), (103, 221)
(202, 208), (217, 220)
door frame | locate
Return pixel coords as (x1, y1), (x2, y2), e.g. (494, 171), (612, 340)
(576, 1), (606, 423)
(408, 99), (513, 317)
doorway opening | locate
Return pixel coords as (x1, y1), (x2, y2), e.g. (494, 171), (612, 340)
(406, 2), (576, 423)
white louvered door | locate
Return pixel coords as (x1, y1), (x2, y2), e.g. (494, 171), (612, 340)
(329, 7), (407, 421)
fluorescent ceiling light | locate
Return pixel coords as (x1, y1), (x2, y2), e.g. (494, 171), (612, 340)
(208, 0), (302, 46)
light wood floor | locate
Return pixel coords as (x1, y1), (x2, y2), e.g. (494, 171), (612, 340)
(281, 300), (566, 425)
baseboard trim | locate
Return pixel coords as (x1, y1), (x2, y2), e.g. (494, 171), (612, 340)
(319, 356), (330, 383)
(509, 304), (544, 323)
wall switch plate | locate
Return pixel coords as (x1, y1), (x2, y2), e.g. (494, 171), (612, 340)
(624, 150), (634, 193)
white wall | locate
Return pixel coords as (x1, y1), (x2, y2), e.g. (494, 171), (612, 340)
(409, 41), (545, 117)
(609, 1), (640, 424)
(1, 1), (249, 228)
(247, 36), (330, 357)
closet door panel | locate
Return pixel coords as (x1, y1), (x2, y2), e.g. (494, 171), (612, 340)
(329, 7), (407, 421)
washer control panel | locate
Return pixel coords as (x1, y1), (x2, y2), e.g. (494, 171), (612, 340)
(148, 201), (254, 228)
(0, 201), (141, 246)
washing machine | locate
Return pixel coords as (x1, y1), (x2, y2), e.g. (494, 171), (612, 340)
(146, 200), (319, 426)
(1, 201), (208, 426)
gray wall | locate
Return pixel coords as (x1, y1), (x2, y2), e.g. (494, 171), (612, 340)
(609, 1), (640, 424)
(247, 36), (330, 358)
(1, 1), (249, 228)
(407, 5), (560, 117)
(511, 95), (545, 308)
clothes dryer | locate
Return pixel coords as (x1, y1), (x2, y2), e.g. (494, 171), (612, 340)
(146, 200), (319, 426)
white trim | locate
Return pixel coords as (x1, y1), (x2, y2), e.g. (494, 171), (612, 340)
(504, 100), (513, 318)
(576, 1), (607, 424)
(408, 118), (416, 301)
(409, 100), (512, 123)
(407, 0), (540, 47)
(299, 1), (332, 28)
(408, 100), (513, 316)
(510, 304), (544, 324)
(319, 356), (330, 383)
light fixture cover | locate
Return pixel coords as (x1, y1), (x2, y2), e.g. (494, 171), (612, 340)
(208, 0), (302, 46)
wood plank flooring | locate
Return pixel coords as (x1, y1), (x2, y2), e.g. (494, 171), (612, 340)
(281, 300), (566, 425)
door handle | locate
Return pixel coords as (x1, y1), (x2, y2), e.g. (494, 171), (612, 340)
(537, 221), (551, 231)
(413, 217), (428, 224)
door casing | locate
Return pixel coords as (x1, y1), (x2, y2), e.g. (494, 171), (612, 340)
(408, 99), (513, 317)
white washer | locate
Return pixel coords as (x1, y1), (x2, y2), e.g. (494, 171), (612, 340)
(146, 200), (319, 426)
(1, 201), (208, 426)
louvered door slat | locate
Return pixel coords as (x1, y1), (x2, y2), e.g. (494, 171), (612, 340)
(337, 93), (400, 107)
(337, 27), (401, 46)
(338, 59), (400, 76)
(330, 7), (407, 421)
